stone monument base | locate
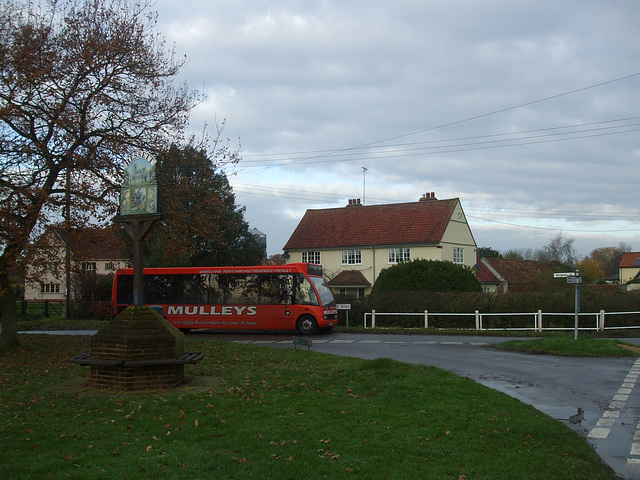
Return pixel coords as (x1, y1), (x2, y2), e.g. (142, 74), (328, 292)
(87, 306), (185, 390)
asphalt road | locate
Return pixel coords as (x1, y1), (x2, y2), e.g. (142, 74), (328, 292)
(188, 331), (640, 479)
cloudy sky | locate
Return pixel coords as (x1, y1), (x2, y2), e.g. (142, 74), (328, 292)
(154, 0), (640, 257)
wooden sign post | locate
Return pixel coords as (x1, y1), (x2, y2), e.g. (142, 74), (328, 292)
(113, 155), (162, 305)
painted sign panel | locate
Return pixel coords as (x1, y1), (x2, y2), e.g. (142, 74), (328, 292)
(120, 156), (157, 215)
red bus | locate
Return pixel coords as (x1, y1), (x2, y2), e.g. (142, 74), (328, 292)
(112, 263), (338, 334)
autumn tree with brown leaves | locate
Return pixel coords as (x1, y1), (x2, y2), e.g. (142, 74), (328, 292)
(588, 243), (631, 280)
(0, 0), (200, 348)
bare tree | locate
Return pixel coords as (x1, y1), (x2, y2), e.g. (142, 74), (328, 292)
(502, 248), (535, 261)
(0, 0), (201, 348)
(535, 233), (578, 268)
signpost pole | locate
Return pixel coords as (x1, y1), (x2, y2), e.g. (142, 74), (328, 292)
(554, 271), (581, 340)
(574, 270), (581, 341)
(336, 304), (351, 327)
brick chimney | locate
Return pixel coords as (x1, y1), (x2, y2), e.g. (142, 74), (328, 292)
(347, 198), (362, 206)
(419, 192), (437, 201)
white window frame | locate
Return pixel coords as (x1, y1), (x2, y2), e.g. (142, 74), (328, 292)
(453, 247), (464, 264)
(82, 262), (97, 273)
(341, 249), (362, 265)
(41, 283), (60, 294)
(388, 247), (411, 264)
(301, 251), (321, 264)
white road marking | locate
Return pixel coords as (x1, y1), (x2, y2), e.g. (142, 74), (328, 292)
(589, 358), (640, 446)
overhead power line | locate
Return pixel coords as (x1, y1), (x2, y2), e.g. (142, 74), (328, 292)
(230, 182), (640, 227)
(237, 119), (640, 169)
(236, 72), (640, 170)
(467, 215), (640, 233)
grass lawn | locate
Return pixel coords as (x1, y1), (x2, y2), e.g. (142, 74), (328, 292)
(0, 334), (619, 479)
(495, 335), (640, 357)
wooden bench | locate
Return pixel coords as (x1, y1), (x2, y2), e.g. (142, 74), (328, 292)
(69, 353), (123, 367)
(69, 352), (206, 367)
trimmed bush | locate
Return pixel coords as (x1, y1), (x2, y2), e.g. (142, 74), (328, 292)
(371, 259), (482, 294)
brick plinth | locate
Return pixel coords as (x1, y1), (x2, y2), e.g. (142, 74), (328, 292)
(90, 364), (185, 390)
(90, 306), (185, 390)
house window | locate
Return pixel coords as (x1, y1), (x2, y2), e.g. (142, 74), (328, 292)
(389, 247), (411, 264)
(338, 287), (365, 299)
(453, 248), (464, 264)
(81, 262), (97, 273)
(301, 251), (321, 264)
(341, 249), (362, 265)
(104, 262), (116, 271)
(40, 283), (60, 294)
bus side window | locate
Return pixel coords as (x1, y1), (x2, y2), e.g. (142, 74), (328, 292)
(116, 274), (133, 304)
(279, 274), (294, 305)
(227, 274), (258, 305)
(294, 274), (319, 306)
(259, 274), (278, 304)
(259, 274), (294, 305)
(146, 274), (178, 304)
(206, 274), (225, 304)
(182, 274), (208, 304)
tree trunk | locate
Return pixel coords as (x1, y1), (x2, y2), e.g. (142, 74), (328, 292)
(0, 285), (19, 349)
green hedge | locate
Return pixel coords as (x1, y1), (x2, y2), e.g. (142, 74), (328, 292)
(371, 259), (481, 293)
(336, 286), (640, 329)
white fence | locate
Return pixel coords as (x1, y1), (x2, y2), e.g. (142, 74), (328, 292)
(363, 309), (640, 332)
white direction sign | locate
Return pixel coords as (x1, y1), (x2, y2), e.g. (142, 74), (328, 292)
(554, 272), (577, 278)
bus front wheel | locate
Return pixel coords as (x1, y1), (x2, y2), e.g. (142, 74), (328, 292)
(296, 315), (318, 335)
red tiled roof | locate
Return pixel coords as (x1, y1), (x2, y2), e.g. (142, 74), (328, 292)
(475, 262), (500, 283)
(284, 198), (459, 250)
(619, 252), (640, 268)
(481, 258), (557, 284)
(51, 226), (126, 260)
(326, 270), (371, 287)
